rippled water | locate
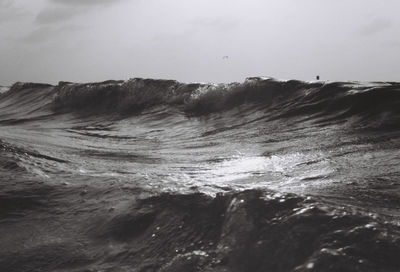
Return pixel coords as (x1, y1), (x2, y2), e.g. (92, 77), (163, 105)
(1, 78), (400, 271)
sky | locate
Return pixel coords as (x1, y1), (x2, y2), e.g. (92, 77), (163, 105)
(0, 0), (400, 85)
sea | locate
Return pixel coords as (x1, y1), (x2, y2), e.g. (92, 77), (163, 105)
(0, 77), (399, 271)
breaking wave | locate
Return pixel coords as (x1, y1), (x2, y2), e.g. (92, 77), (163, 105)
(2, 77), (399, 129)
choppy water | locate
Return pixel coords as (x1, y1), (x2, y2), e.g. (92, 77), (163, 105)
(1, 78), (400, 271)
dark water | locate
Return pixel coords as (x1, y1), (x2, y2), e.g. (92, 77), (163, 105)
(1, 78), (400, 271)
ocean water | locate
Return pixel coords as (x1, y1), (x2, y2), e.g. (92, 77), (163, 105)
(0, 77), (400, 271)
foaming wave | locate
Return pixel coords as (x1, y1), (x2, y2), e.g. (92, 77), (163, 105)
(2, 77), (400, 130)
(47, 77), (400, 130)
(0, 86), (10, 94)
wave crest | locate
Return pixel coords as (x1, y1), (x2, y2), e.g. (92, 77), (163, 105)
(2, 77), (400, 129)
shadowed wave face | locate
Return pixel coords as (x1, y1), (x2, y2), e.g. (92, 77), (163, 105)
(47, 78), (400, 128)
(1, 77), (400, 272)
(4, 77), (398, 128)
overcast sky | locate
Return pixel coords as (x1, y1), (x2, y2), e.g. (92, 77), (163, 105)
(1, 0), (400, 85)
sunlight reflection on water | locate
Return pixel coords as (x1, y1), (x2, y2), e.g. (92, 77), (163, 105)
(163, 152), (336, 194)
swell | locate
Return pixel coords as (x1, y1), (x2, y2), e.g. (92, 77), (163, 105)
(1, 187), (400, 272)
(2, 78), (400, 129)
(0, 138), (69, 180)
(50, 78), (317, 115)
(0, 139), (31, 173)
(0, 82), (56, 123)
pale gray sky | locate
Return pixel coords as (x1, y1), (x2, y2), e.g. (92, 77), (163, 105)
(1, 0), (400, 85)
